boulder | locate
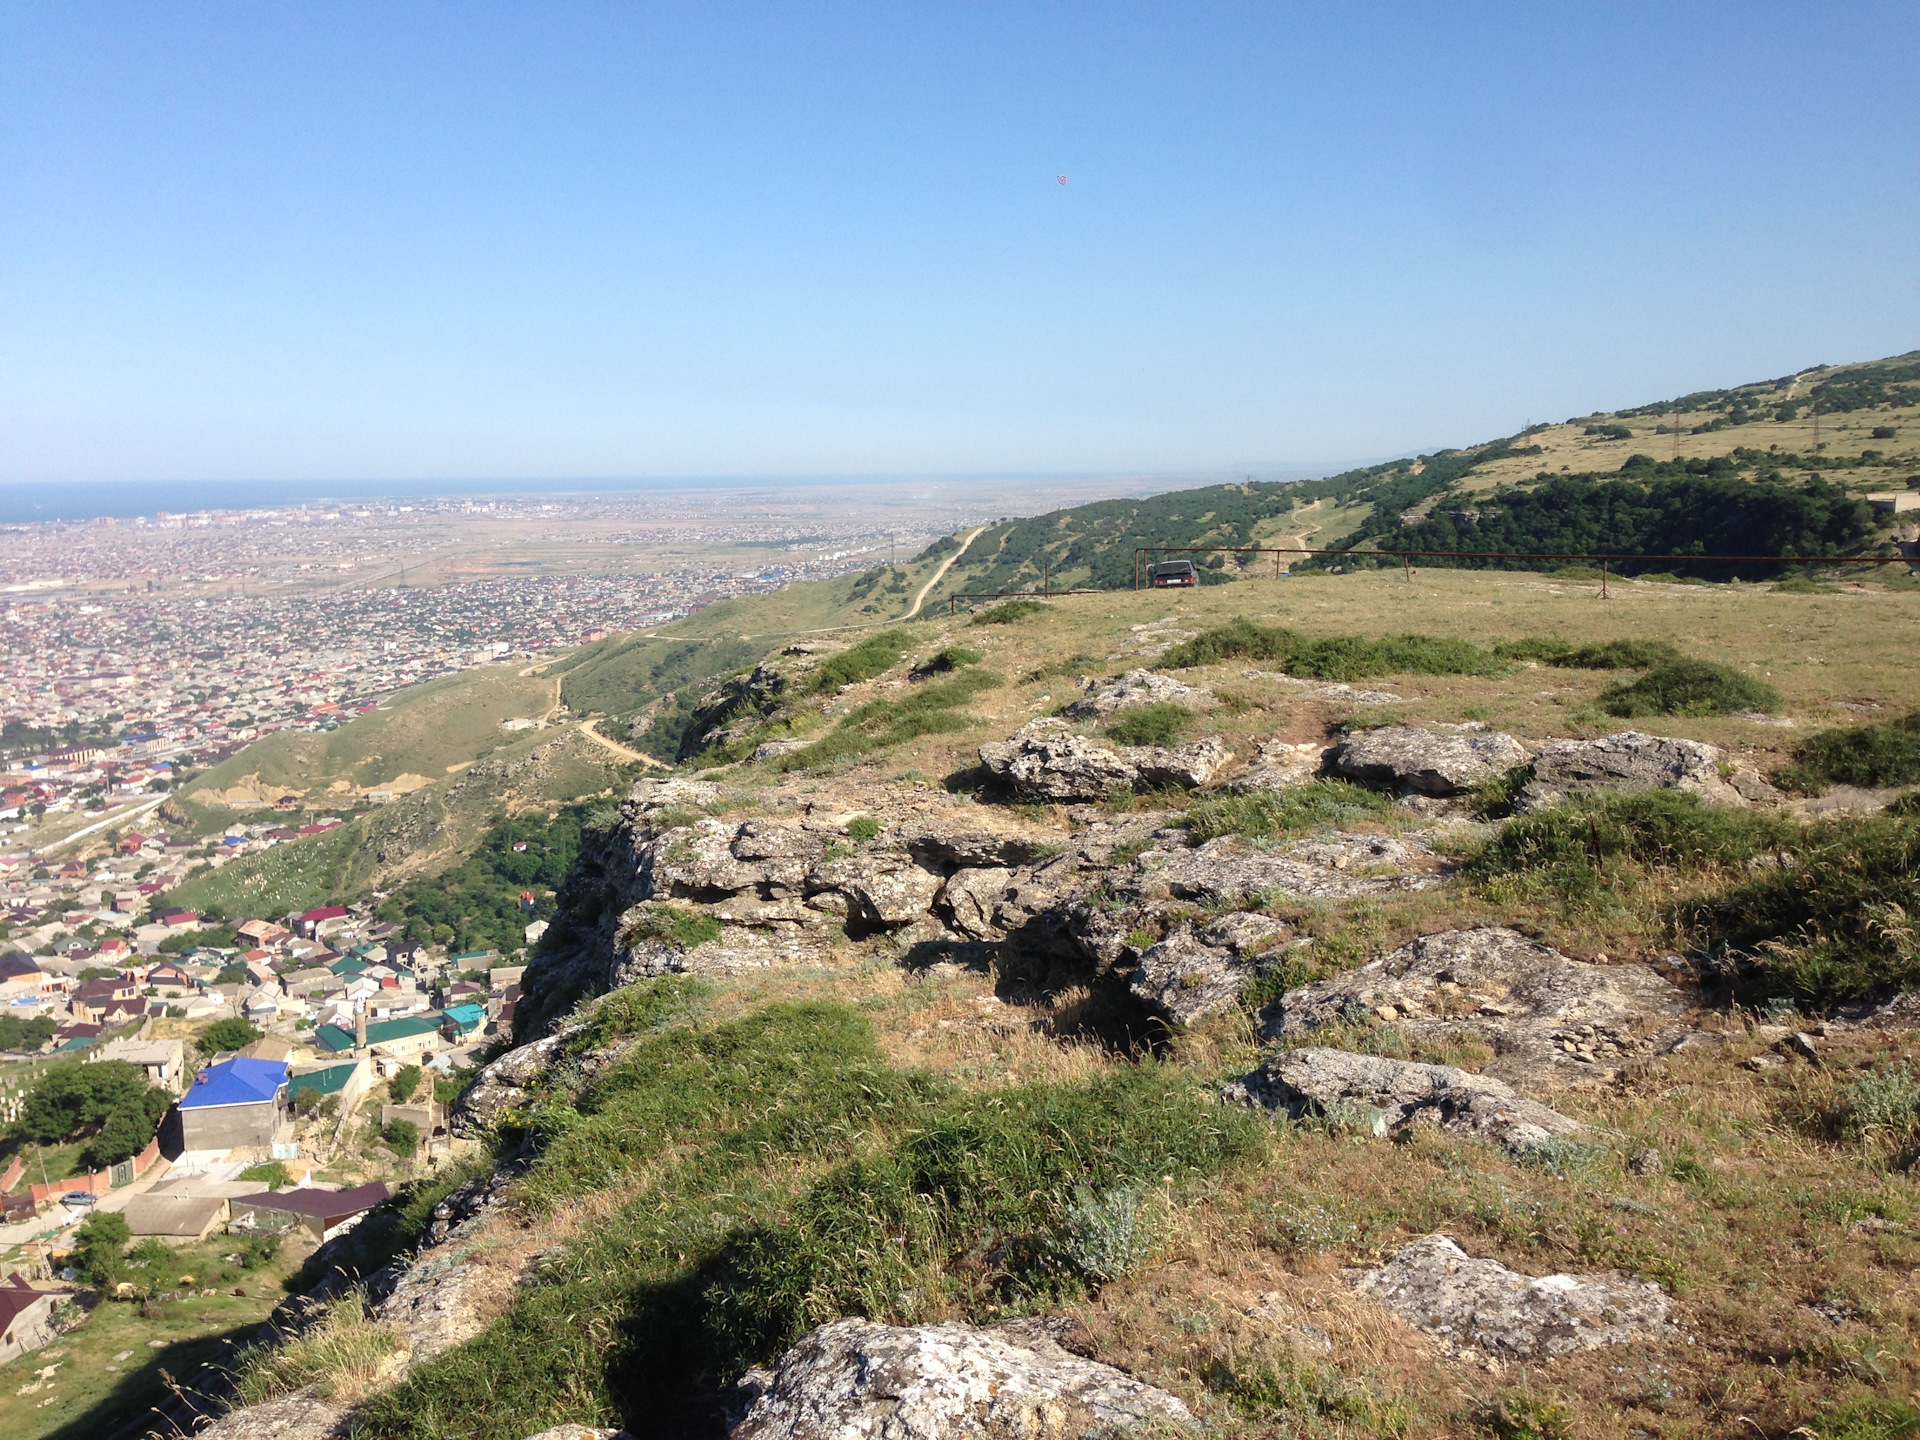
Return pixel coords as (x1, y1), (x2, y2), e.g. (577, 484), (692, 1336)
(901, 825), (1061, 871)
(941, 865), (1017, 940)
(1520, 730), (1744, 810)
(449, 1027), (577, 1136)
(519, 1428), (633, 1440)
(731, 1318), (1193, 1440)
(1223, 1047), (1582, 1153)
(1133, 737), (1235, 790)
(629, 776), (724, 811)
(1065, 668), (1214, 718)
(1263, 927), (1690, 1079)
(1349, 1235), (1674, 1357)
(978, 720), (1235, 801)
(1227, 738), (1329, 793)
(1331, 724), (1532, 797)
(1129, 927), (1245, 1024)
(188, 1393), (353, 1439)
(979, 719), (1140, 802)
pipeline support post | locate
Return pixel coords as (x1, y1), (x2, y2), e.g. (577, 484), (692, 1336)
(1403, 553), (1411, 582)
(1600, 559), (1609, 600)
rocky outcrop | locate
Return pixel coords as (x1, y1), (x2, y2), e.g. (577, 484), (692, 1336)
(1262, 927), (1689, 1080)
(1349, 1236), (1674, 1357)
(1064, 668), (1214, 718)
(1520, 730), (1745, 810)
(1223, 1047), (1582, 1153)
(1331, 724), (1532, 796)
(731, 1319), (1193, 1440)
(518, 1427), (632, 1440)
(450, 1029), (577, 1137)
(677, 660), (804, 762)
(977, 719), (1232, 801)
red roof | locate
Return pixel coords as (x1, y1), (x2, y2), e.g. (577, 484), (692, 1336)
(231, 1181), (389, 1223)
(0, 1273), (46, 1333)
(299, 906), (349, 923)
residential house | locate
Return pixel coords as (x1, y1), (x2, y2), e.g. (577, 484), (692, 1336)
(92, 1037), (187, 1093)
(161, 1057), (289, 1156)
(441, 1003), (488, 1041)
(236, 919), (291, 947)
(313, 1014), (443, 1063)
(287, 1057), (371, 1113)
(293, 905), (349, 939)
(0, 1274), (62, 1362)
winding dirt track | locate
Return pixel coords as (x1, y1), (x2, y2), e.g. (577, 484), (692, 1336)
(579, 718), (666, 768)
(904, 525), (988, 618)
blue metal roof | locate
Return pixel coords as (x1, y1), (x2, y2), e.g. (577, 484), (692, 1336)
(178, 1057), (288, 1109)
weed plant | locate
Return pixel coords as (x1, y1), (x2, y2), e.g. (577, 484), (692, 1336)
(910, 645), (982, 677)
(618, 902), (723, 953)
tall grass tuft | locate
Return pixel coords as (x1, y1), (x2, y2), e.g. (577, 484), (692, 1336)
(1186, 780), (1394, 842)
(227, 1293), (403, 1405)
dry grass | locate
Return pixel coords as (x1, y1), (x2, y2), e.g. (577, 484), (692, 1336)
(227, 1292), (407, 1406)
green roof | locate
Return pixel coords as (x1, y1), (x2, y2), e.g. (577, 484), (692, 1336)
(329, 958), (369, 977)
(314, 1015), (445, 1053)
(448, 950), (494, 963)
(288, 1062), (360, 1097)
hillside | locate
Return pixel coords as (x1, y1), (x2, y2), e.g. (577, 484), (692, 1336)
(906, 351), (1920, 604)
(98, 558), (1920, 1440)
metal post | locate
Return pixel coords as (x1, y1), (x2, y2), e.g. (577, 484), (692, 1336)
(1403, 553), (1411, 582)
(1044, 562), (1051, 598)
(1600, 559), (1609, 600)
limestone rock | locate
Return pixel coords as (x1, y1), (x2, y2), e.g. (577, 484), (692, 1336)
(731, 1318), (1193, 1440)
(1263, 927), (1689, 1078)
(809, 848), (943, 929)
(979, 719), (1140, 802)
(1065, 668), (1214, 718)
(1349, 1235), (1674, 1357)
(1223, 1047), (1582, 1153)
(629, 776), (723, 811)
(1198, 910), (1292, 956)
(901, 824), (1062, 871)
(1228, 738), (1330, 793)
(1332, 724), (1532, 797)
(518, 1428), (633, 1440)
(940, 866), (1016, 941)
(1520, 730), (1743, 810)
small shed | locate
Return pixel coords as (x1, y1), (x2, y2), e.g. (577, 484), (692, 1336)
(228, 1182), (390, 1242)
(121, 1194), (229, 1246)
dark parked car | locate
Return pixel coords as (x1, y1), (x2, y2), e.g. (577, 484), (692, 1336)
(1149, 559), (1198, 587)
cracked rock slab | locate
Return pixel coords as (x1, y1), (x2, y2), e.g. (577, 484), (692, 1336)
(1223, 1047), (1582, 1153)
(190, 1393), (354, 1439)
(1147, 833), (1438, 904)
(1263, 927), (1689, 1079)
(731, 1318), (1193, 1440)
(979, 719), (1235, 801)
(1332, 724), (1532, 797)
(1349, 1235), (1674, 1357)
(1065, 668), (1215, 718)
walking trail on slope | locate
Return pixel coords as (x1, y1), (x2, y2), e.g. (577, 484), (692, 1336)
(904, 526), (988, 619)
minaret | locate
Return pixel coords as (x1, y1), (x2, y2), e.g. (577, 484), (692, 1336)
(355, 1004), (367, 1052)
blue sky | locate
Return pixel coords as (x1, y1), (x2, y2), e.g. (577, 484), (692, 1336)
(2, 3), (1915, 484)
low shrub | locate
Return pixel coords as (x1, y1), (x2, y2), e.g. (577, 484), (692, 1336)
(1185, 780), (1395, 842)
(971, 599), (1049, 625)
(1558, 638), (1682, 669)
(777, 668), (1003, 771)
(843, 815), (883, 843)
(1493, 637), (1573, 663)
(236, 1160), (292, 1189)
(805, 630), (911, 694)
(1776, 711), (1920, 792)
(1102, 702), (1191, 748)
(1467, 790), (1790, 883)
(1596, 658), (1780, 717)
(1160, 617), (1503, 680)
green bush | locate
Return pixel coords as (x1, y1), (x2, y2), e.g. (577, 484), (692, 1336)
(1160, 617), (1502, 681)
(806, 631), (911, 694)
(776, 668), (1003, 771)
(1556, 638), (1682, 669)
(1467, 790), (1789, 884)
(971, 599), (1049, 625)
(1597, 658), (1780, 717)
(843, 815), (882, 843)
(1492, 637), (1573, 663)
(388, 1065), (424, 1104)
(72, 1211), (132, 1288)
(1185, 780), (1393, 842)
(1777, 711), (1920, 792)
(237, 1160), (293, 1189)
(1685, 813), (1920, 1009)
(1102, 703), (1191, 748)
(382, 1118), (420, 1158)
(200, 1017), (262, 1053)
